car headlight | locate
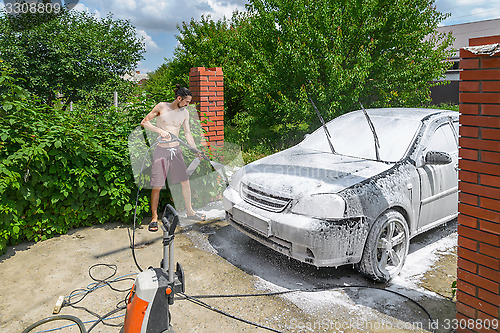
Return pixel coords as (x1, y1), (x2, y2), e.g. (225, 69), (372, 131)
(291, 194), (345, 219)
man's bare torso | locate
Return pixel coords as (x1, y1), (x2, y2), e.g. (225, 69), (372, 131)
(156, 102), (188, 147)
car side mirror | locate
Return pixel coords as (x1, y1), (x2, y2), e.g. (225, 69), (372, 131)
(424, 151), (452, 165)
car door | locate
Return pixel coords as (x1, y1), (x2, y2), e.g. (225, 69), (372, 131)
(416, 120), (459, 232)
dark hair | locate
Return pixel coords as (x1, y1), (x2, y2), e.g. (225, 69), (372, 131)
(174, 84), (192, 98)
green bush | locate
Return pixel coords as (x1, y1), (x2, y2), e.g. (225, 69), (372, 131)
(0, 67), (152, 254)
(428, 103), (459, 112)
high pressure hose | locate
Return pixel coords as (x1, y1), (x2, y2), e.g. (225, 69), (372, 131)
(128, 137), (159, 272)
(21, 315), (86, 333)
(128, 133), (182, 272)
(128, 134), (188, 272)
(128, 132), (225, 272)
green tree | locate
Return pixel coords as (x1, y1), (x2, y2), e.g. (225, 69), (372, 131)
(0, 9), (145, 108)
(79, 76), (143, 110)
(170, 0), (454, 144)
(172, 14), (245, 122)
(144, 63), (177, 103)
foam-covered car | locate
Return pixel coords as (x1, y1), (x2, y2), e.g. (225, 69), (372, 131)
(223, 108), (459, 282)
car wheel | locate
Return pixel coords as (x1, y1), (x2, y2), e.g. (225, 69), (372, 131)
(356, 210), (409, 282)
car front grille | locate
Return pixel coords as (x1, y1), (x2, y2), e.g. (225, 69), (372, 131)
(240, 183), (291, 212)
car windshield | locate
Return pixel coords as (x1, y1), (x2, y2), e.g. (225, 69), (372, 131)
(300, 110), (422, 162)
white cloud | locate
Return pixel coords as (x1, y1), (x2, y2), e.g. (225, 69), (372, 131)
(206, 0), (245, 21)
(74, 2), (102, 18)
(470, 5), (500, 21)
(456, 0), (484, 5)
(79, 0), (248, 33)
(137, 29), (160, 52)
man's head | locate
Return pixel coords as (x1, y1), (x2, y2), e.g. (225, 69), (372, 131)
(174, 84), (192, 108)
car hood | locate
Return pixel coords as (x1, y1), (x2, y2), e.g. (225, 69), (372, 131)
(238, 146), (394, 199)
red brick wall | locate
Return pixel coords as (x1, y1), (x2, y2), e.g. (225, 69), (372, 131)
(457, 35), (500, 332)
(189, 67), (224, 147)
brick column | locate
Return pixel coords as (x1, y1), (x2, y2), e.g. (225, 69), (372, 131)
(189, 67), (224, 147)
(457, 35), (500, 332)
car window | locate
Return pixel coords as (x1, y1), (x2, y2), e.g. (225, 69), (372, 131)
(300, 111), (422, 162)
(426, 124), (458, 154)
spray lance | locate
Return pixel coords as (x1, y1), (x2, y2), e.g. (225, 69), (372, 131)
(159, 133), (229, 186)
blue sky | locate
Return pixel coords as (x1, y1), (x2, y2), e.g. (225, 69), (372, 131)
(3, 0), (499, 73)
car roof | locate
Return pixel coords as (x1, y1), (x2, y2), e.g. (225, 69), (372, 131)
(354, 108), (457, 121)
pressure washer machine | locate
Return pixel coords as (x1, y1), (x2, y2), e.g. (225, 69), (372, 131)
(123, 204), (185, 333)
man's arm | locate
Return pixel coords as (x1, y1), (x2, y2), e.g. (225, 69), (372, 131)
(141, 103), (170, 139)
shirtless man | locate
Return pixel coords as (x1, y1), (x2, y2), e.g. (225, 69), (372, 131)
(141, 85), (205, 231)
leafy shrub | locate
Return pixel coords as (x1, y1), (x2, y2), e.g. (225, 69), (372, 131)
(428, 103), (459, 112)
(0, 67), (152, 254)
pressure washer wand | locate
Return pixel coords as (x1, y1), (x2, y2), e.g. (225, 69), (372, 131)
(158, 133), (229, 185)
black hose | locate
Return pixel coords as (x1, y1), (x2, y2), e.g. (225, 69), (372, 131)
(128, 135), (184, 272)
(129, 183), (145, 272)
(21, 315), (87, 333)
(180, 292), (287, 333)
(128, 138), (162, 272)
(64, 265), (133, 328)
(177, 284), (437, 333)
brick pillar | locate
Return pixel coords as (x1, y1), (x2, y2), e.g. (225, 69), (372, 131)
(189, 67), (224, 147)
(457, 35), (500, 332)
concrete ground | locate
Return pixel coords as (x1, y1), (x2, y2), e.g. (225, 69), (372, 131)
(1, 203), (458, 333)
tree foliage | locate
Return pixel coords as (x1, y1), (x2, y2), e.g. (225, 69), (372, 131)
(80, 76), (143, 110)
(143, 63), (178, 103)
(169, 0), (454, 144)
(0, 9), (145, 107)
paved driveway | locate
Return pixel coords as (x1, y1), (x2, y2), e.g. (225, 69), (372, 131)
(1, 204), (457, 333)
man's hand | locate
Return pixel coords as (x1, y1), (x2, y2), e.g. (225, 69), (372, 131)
(159, 130), (172, 142)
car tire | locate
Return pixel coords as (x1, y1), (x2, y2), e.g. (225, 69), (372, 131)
(356, 210), (409, 282)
